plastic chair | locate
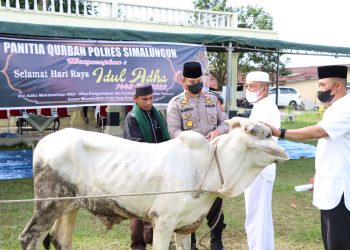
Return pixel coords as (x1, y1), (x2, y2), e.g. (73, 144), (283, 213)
(25, 109), (37, 115)
(8, 109), (22, 133)
(98, 106), (107, 131)
(0, 110), (8, 119)
(0, 110), (10, 132)
(40, 108), (52, 116)
(57, 107), (71, 118)
(9, 109), (21, 117)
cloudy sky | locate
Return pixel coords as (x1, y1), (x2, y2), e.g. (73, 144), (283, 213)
(129, 0), (350, 67)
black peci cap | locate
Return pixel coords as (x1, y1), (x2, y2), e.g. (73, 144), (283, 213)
(317, 65), (348, 79)
(183, 62), (202, 78)
(134, 83), (153, 96)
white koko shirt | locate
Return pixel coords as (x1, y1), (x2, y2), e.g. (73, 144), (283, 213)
(249, 96), (281, 181)
(314, 94), (350, 210)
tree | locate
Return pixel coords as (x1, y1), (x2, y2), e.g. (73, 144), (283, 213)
(193, 1), (290, 89)
(193, 0), (233, 90)
(235, 5), (290, 82)
(193, 0), (232, 12)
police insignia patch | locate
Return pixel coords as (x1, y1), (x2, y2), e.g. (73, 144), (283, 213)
(185, 113), (192, 117)
(186, 120), (193, 128)
(180, 99), (189, 108)
(210, 116), (215, 123)
(204, 96), (213, 104)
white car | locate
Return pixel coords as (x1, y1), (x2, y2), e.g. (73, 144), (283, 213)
(268, 87), (301, 108)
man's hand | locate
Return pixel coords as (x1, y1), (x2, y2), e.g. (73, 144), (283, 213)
(206, 129), (221, 141)
(309, 176), (315, 192)
(260, 122), (281, 137)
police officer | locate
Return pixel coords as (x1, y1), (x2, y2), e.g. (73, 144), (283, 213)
(167, 61), (228, 250)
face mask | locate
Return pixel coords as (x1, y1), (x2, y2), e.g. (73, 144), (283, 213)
(187, 82), (203, 94)
(245, 90), (260, 103)
(317, 89), (335, 103)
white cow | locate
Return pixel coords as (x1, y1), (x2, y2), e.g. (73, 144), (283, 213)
(19, 118), (288, 250)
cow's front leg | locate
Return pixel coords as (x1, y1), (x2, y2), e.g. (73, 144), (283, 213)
(174, 233), (191, 250)
(152, 217), (177, 250)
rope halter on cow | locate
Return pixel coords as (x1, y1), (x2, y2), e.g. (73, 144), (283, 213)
(193, 145), (224, 199)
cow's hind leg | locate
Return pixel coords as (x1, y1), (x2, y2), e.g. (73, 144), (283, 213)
(48, 208), (79, 250)
(174, 233), (191, 250)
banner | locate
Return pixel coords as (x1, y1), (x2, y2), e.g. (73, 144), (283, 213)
(0, 37), (208, 109)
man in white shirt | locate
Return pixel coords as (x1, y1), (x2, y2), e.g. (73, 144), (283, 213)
(244, 71), (280, 250)
(265, 65), (350, 250)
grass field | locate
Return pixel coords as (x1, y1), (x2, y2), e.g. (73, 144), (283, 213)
(0, 111), (323, 249)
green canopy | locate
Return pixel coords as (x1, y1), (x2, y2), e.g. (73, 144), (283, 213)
(1, 21), (349, 56)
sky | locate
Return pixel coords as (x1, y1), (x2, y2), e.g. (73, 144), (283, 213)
(129, 0), (350, 68)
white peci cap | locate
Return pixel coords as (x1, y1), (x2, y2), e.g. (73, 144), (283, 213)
(246, 71), (269, 83)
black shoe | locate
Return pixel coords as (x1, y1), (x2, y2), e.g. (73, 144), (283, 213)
(191, 243), (198, 250)
(210, 231), (225, 250)
(131, 246), (145, 250)
(210, 241), (225, 250)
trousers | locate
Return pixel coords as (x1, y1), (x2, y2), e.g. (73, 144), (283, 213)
(321, 195), (350, 250)
(130, 218), (153, 249)
(191, 197), (226, 245)
(244, 174), (274, 250)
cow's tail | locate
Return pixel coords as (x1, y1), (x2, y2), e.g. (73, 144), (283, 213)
(43, 233), (51, 249)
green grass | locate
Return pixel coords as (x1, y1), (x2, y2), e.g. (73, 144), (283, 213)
(0, 142), (31, 150)
(0, 111), (322, 249)
(281, 110), (322, 129)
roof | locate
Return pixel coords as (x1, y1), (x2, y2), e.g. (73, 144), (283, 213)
(1, 21), (350, 57)
(279, 64), (350, 83)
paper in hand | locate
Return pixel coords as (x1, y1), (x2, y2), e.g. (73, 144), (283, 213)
(294, 184), (313, 192)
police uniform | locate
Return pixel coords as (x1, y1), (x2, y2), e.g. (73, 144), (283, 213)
(167, 90), (229, 249)
(167, 91), (228, 138)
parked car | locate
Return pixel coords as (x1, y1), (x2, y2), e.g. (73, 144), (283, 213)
(268, 86), (301, 108)
(236, 98), (253, 109)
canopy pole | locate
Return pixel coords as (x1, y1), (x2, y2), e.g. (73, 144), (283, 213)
(225, 42), (233, 114)
(225, 42), (239, 118)
(275, 53), (280, 106)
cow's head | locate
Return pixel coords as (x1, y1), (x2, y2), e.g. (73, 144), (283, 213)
(212, 117), (288, 197)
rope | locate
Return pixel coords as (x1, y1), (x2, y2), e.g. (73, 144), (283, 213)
(0, 189), (220, 205)
(1, 145), (224, 209)
(193, 146), (223, 199)
(193, 149), (225, 250)
(198, 208), (224, 250)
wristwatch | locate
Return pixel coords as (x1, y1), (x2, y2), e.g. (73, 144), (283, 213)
(279, 128), (286, 139)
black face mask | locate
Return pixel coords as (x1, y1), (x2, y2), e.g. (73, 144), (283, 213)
(317, 89), (335, 103)
(187, 82), (203, 94)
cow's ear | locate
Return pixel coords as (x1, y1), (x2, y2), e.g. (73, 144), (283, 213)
(224, 119), (231, 126)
